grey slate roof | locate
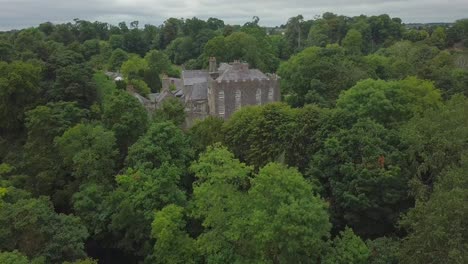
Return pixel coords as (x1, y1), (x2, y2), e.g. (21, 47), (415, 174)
(182, 70), (210, 86)
(148, 93), (160, 102)
(216, 67), (268, 81)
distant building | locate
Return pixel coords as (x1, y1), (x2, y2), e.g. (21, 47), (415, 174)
(130, 58), (280, 126)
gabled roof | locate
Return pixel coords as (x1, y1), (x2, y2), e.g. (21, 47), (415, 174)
(182, 70), (210, 86)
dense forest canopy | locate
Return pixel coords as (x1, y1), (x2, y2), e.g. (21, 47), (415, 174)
(0, 13), (468, 264)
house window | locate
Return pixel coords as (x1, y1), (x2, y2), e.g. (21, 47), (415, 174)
(256, 88), (262, 105)
(218, 90), (225, 117)
(268, 87), (274, 102)
(235, 89), (242, 110)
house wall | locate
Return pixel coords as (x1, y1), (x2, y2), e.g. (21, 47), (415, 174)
(209, 78), (280, 119)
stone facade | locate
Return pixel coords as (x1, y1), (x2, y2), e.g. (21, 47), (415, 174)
(157, 58), (280, 126)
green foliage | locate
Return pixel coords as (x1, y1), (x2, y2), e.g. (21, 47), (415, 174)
(92, 72), (116, 105)
(336, 77), (442, 126)
(121, 55), (148, 80)
(310, 118), (409, 236)
(151, 205), (197, 263)
(367, 237), (400, 264)
(108, 48), (128, 71)
(144, 49), (172, 75)
(324, 228), (370, 264)
(0, 196), (88, 263)
(400, 95), (468, 197)
(71, 183), (111, 238)
(22, 102), (87, 201)
(204, 31), (279, 72)
(63, 258), (98, 264)
(0, 61), (41, 132)
(55, 123), (118, 183)
(1, 14), (467, 264)
(51, 63), (97, 107)
(165, 37), (196, 65)
(189, 116), (224, 155)
(223, 103), (293, 168)
(128, 79), (150, 96)
(343, 29), (364, 55)
(108, 165), (186, 256)
(278, 45), (369, 107)
(191, 146), (331, 263)
(0, 250), (30, 264)
(400, 157), (468, 264)
(126, 121), (192, 170)
(153, 97), (186, 125)
(102, 90), (148, 153)
(246, 163), (331, 263)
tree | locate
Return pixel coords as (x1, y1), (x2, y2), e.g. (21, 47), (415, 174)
(81, 39), (101, 59)
(310, 118), (409, 237)
(160, 18), (183, 49)
(126, 121), (192, 170)
(190, 146), (331, 263)
(102, 90), (148, 154)
(153, 97), (186, 125)
(400, 95), (468, 198)
(108, 164), (186, 257)
(165, 37), (195, 64)
(400, 156), (468, 264)
(108, 48), (128, 71)
(223, 103), (295, 168)
(51, 63), (97, 107)
(144, 49), (172, 74)
(0, 195), (88, 263)
(190, 145), (254, 262)
(0, 41), (15, 62)
(428, 27), (447, 49)
(151, 205), (197, 264)
(22, 102), (87, 202)
(336, 77), (442, 127)
(0, 61), (41, 133)
(122, 29), (148, 56)
(55, 123), (118, 184)
(188, 116), (224, 155)
(71, 183), (112, 239)
(343, 29), (363, 55)
(285, 15), (307, 53)
(245, 163), (331, 263)
(109, 34), (124, 50)
(284, 104), (325, 172)
(323, 228), (370, 264)
(278, 45), (369, 107)
(366, 237), (400, 264)
(120, 55), (148, 80)
(45, 47), (84, 79)
(0, 251), (30, 264)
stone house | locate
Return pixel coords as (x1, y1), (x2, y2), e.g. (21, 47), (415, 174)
(158, 58), (280, 126)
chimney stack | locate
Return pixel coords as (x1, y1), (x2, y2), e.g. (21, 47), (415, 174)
(209, 57), (217, 73)
(161, 74), (170, 91)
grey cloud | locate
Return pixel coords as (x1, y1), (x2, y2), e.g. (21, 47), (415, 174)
(0, 0), (467, 30)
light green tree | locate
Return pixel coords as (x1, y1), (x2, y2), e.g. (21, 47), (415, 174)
(323, 228), (370, 264)
(151, 205), (197, 264)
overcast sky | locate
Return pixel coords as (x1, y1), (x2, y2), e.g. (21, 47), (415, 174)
(1, 0), (468, 31)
